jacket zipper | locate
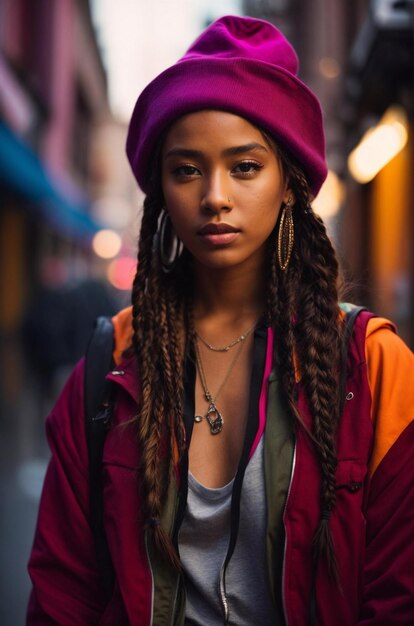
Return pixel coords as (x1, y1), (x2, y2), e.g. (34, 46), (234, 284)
(167, 575), (181, 626)
(144, 532), (155, 626)
(281, 442), (296, 626)
(219, 562), (229, 623)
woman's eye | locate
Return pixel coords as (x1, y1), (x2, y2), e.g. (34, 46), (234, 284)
(233, 161), (263, 175)
(172, 165), (200, 177)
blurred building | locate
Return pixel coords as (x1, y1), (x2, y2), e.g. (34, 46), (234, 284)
(339, 0), (414, 345)
(88, 118), (143, 294)
(0, 0), (113, 416)
(244, 0), (414, 346)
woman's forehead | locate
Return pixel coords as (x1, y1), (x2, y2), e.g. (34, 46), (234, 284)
(162, 110), (276, 153)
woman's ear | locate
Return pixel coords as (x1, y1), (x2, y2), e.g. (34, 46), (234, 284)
(282, 190), (295, 205)
(281, 175), (295, 205)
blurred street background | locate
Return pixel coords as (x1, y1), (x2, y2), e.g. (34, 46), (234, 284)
(0, 0), (413, 623)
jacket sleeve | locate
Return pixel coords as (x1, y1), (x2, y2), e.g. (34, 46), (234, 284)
(27, 359), (107, 625)
(358, 321), (414, 624)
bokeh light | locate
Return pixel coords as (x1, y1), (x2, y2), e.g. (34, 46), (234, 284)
(92, 229), (122, 259)
(107, 256), (136, 290)
(319, 57), (341, 79)
(348, 106), (408, 184)
(313, 170), (345, 218)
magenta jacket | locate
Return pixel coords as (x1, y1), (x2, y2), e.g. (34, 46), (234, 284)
(27, 310), (414, 625)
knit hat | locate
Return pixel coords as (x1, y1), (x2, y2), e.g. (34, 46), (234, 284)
(126, 15), (327, 197)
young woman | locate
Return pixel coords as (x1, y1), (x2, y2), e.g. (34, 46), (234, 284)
(27, 15), (414, 626)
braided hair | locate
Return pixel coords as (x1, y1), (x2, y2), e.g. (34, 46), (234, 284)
(130, 173), (188, 569)
(271, 147), (343, 582)
(130, 144), (344, 579)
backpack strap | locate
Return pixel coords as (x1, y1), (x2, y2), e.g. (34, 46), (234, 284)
(339, 306), (367, 416)
(84, 315), (116, 598)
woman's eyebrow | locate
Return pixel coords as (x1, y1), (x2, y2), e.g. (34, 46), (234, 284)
(164, 147), (202, 160)
(164, 142), (268, 160)
(222, 142), (268, 156)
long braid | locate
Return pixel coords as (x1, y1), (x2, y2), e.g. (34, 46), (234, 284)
(295, 207), (342, 582)
(265, 237), (298, 419)
(271, 151), (343, 583)
(130, 181), (186, 570)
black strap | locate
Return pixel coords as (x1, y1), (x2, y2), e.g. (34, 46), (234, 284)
(84, 315), (116, 598)
(339, 306), (366, 416)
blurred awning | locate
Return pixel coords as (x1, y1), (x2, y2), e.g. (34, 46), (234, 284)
(0, 121), (101, 238)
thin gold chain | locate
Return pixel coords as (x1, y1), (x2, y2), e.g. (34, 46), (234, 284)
(195, 321), (256, 352)
(194, 337), (246, 404)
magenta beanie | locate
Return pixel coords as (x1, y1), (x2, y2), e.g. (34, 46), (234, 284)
(126, 15), (327, 197)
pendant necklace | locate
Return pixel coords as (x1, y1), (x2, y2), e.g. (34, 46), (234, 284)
(193, 332), (250, 435)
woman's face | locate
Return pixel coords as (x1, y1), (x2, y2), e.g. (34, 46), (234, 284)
(161, 110), (291, 272)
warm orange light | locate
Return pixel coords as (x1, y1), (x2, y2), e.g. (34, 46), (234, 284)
(107, 256), (136, 290)
(348, 106), (408, 184)
(319, 57), (340, 79)
(313, 170), (344, 218)
(92, 229), (122, 259)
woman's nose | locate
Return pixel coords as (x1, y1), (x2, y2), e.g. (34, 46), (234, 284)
(200, 173), (233, 214)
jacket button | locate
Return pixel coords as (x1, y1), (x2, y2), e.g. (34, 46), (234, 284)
(345, 391), (354, 401)
(111, 370), (125, 376)
(349, 481), (362, 492)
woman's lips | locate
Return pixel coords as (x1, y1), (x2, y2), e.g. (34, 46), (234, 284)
(197, 223), (240, 246)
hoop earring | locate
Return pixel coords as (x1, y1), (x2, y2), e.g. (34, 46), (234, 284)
(158, 210), (183, 273)
(277, 197), (294, 271)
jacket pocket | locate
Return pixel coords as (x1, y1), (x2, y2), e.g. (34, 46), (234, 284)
(335, 459), (367, 494)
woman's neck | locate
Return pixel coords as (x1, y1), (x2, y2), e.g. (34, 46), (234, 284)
(192, 263), (265, 326)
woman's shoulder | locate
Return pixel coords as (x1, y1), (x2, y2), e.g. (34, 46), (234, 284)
(46, 306), (134, 438)
(363, 314), (414, 477)
(44, 358), (90, 480)
(45, 308), (136, 469)
(339, 303), (403, 361)
(365, 314), (413, 381)
(338, 304), (413, 477)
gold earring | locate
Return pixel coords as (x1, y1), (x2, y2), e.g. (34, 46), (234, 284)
(277, 197), (294, 271)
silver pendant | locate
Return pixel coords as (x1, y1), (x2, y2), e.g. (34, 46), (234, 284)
(205, 402), (223, 435)
(194, 403), (224, 434)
